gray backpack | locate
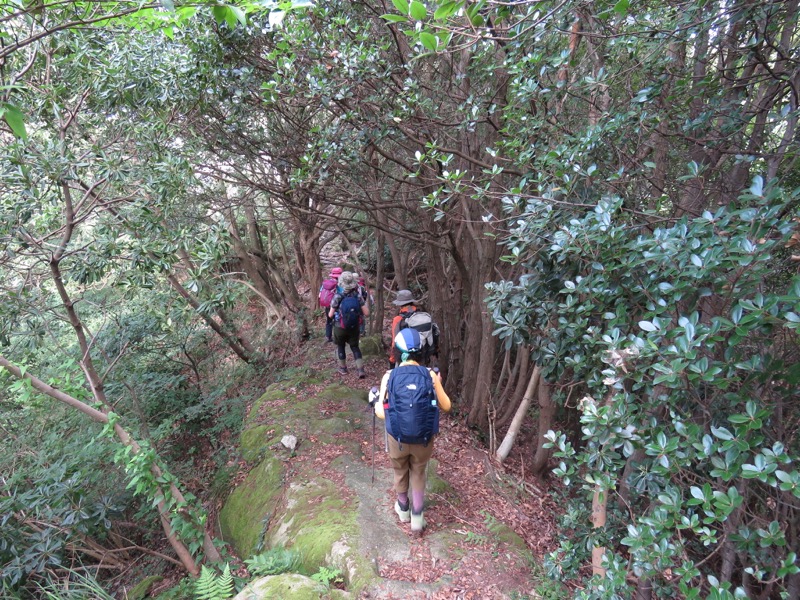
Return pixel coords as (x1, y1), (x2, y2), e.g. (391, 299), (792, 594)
(399, 311), (439, 354)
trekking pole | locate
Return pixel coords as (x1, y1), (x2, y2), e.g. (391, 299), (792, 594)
(368, 387), (378, 485)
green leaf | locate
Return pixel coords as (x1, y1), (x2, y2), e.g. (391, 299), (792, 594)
(409, 1), (427, 20)
(229, 5), (246, 25)
(211, 5), (228, 24)
(434, 1), (458, 19)
(749, 175), (764, 197)
(1, 103), (27, 139)
(419, 31), (438, 51)
(613, 0), (629, 14)
(638, 320), (658, 332)
(711, 426), (734, 441)
(381, 13), (408, 22)
(392, 0), (409, 14)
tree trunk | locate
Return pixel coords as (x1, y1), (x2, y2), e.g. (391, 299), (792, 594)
(164, 272), (253, 363)
(373, 228), (386, 337)
(634, 578), (653, 600)
(496, 365), (541, 463)
(720, 479), (749, 584)
(499, 349), (530, 428)
(530, 377), (555, 477)
(295, 220), (323, 310)
(226, 209), (281, 314)
(377, 211), (407, 289)
(591, 484), (607, 577)
(618, 448), (646, 509)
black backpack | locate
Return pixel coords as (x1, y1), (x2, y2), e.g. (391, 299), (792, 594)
(338, 294), (362, 330)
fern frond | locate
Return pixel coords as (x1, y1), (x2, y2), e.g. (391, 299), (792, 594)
(194, 564), (234, 600)
(218, 564), (234, 599)
(194, 566), (216, 600)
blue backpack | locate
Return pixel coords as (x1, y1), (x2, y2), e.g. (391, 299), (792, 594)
(385, 365), (439, 446)
(338, 294), (362, 330)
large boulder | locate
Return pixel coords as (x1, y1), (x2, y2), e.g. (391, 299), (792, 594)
(358, 335), (384, 357)
(219, 455), (284, 558)
(232, 573), (351, 600)
(267, 474), (375, 593)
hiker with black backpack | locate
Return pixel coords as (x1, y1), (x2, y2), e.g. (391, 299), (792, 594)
(372, 328), (451, 533)
(388, 289), (440, 369)
(329, 271), (369, 378)
(319, 267), (343, 343)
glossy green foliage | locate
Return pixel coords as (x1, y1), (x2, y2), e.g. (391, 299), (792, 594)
(493, 186), (800, 597)
(0, 461), (123, 590)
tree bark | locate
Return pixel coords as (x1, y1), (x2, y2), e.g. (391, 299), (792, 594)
(530, 377), (556, 477)
(373, 227), (386, 337)
(591, 484), (607, 577)
(499, 349), (530, 428)
(496, 365), (541, 463)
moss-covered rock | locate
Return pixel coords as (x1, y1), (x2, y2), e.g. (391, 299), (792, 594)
(240, 425), (285, 462)
(358, 335), (384, 357)
(486, 519), (533, 559)
(232, 573), (328, 600)
(268, 477), (354, 570)
(247, 386), (288, 426)
(425, 458), (452, 496)
(126, 575), (163, 599)
(311, 416), (355, 435)
(219, 455), (285, 558)
(267, 475), (374, 594)
(316, 384), (368, 405)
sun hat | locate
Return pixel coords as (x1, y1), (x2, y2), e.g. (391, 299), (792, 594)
(330, 267), (343, 278)
(339, 271), (358, 292)
(392, 289), (420, 306)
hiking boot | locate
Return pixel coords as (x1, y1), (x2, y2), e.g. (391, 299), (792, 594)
(394, 500), (410, 523)
(338, 366), (348, 375)
(358, 368), (366, 379)
(411, 510), (425, 533)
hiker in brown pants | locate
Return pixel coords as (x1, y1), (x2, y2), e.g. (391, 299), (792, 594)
(374, 329), (451, 533)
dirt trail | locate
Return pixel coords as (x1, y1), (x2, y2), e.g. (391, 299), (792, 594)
(277, 333), (561, 599)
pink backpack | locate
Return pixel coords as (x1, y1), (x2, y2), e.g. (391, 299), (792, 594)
(319, 279), (338, 307)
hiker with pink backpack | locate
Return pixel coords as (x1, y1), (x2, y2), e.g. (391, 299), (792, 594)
(319, 267), (343, 343)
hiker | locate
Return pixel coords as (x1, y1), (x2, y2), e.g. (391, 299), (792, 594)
(388, 289), (439, 369)
(374, 328), (451, 533)
(329, 271), (369, 378)
(319, 267), (343, 343)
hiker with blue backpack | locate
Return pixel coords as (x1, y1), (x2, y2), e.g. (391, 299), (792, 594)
(328, 271), (369, 378)
(319, 267), (343, 343)
(372, 328), (451, 533)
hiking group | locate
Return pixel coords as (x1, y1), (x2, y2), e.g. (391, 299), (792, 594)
(319, 268), (448, 535)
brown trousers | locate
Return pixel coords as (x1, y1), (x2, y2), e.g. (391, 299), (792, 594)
(387, 434), (435, 495)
